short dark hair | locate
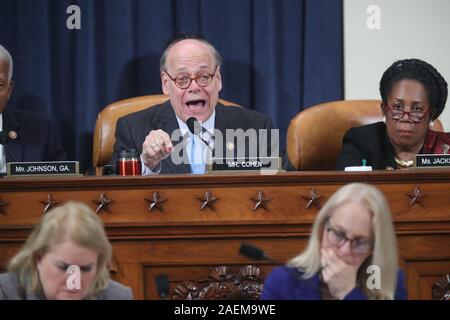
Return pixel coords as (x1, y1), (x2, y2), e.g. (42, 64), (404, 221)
(159, 33), (222, 72)
(379, 58), (448, 120)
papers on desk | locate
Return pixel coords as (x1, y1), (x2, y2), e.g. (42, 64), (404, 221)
(344, 166), (373, 172)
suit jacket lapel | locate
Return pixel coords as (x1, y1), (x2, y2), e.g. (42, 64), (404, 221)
(380, 123), (397, 169)
(3, 109), (25, 163)
(214, 104), (239, 159)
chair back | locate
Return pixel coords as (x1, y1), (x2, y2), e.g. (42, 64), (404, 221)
(93, 94), (239, 175)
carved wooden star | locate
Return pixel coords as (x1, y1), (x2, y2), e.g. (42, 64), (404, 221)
(93, 192), (113, 214)
(145, 191), (167, 213)
(406, 185), (427, 207)
(302, 189), (323, 209)
(0, 199), (9, 215)
(197, 190), (217, 211)
(40, 193), (60, 214)
(250, 191), (270, 211)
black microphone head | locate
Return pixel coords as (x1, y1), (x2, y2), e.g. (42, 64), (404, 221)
(155, 274), (170, 299)
(239, 243), (266, 261)
(186, 117), (197, 135)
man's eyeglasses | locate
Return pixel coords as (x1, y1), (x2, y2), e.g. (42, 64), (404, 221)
(384, 105), (429, 124)
(325, 222), (373, 255)
(165, 67), (218, 89)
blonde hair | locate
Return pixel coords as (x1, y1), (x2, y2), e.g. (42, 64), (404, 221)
(8, 201), (112, 297)
(288, 183), (398, 299)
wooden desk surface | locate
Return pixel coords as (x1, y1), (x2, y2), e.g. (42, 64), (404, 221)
(1, 170), (449, 299)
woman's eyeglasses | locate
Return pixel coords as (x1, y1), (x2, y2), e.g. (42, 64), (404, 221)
(384, 105), (429, 123)
(325, 222), (373, 255)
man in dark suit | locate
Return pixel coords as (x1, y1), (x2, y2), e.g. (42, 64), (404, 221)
(0, 44), (66, 174)
(113, 34), (290, 174)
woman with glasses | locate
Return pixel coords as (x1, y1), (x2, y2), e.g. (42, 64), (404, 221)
(260, 183), (407, 300)
(337, 58), (449, 170)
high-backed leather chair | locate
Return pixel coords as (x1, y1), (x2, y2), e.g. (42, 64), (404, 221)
(93, 94), (239, 175)
(287, 99), (444, 171)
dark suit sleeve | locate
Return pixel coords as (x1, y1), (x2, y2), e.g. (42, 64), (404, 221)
(110, 116), (142, 165)
(257, 113), (295, 171)
(336, 127), (367, 170)
(45, 120), (67, 161)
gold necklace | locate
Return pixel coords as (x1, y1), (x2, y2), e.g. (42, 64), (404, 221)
(394, 157), (414, 168)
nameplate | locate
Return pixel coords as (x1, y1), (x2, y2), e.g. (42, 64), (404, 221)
(207, 157), (281, 173)
(7, 161), (80, 176)
(415, 154), (450, 168)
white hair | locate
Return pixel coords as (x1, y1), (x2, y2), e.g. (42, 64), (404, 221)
(0, 44), (13, 81)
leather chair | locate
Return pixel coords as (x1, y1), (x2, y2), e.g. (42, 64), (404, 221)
(92, 94), (239, 175)
(287, 99), (444, 171)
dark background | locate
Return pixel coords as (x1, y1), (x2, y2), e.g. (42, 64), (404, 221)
(0, 0), (343, 173)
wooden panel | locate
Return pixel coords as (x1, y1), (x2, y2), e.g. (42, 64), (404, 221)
(1, 171), (450, 299)
(404, 261), (450, 300)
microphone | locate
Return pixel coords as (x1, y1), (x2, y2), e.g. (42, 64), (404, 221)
(186, 117), (214, 151)
(239, 243), (282, 264)
(155, 274), (170, 300)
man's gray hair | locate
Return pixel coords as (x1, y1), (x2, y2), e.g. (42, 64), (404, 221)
(0, 44), (13, 81)
(159, 35), (222, 72)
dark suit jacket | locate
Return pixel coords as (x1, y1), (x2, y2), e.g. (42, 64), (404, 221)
(112, 101), (292, 174)
(2, 108), (66, 163)
(260, 266), (407, 300)
(336, 122), (396, 170)
(336, 122), (450, 170)
(0, 272), (133, 300)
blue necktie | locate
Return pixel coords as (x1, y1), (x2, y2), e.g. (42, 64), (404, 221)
(190, 135), (205, 174)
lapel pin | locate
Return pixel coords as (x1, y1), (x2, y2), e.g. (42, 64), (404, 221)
(8, 131), (17, 140)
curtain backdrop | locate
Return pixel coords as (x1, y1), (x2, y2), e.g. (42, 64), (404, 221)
(0, 0), (342, 173)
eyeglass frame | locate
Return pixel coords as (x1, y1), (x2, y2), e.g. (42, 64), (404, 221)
(324, 220), (373, 255)
(164, 66), (219, 89)
(383, 104), (430, 124)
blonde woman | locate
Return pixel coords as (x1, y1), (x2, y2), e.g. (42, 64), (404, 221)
(0, 202), (132, 300)
(261, 183), (407, 300)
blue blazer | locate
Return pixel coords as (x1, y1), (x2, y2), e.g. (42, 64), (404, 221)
(2, 108), (66, 163)
(260, 266), (408, 300)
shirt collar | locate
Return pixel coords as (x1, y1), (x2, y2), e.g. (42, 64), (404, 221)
(175, 111), (216, 137)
